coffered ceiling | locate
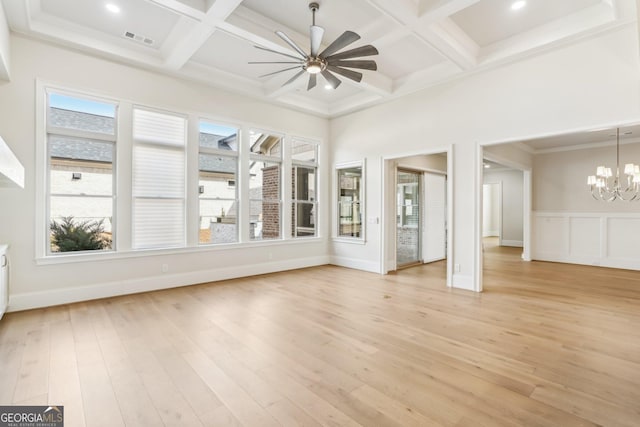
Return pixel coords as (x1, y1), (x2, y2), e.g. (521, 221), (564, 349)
(1, 0), (637, 117)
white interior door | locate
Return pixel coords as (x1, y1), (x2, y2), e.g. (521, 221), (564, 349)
(422, 173), (446, 263)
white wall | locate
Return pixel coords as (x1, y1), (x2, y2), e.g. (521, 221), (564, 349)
(331, 26), (640, 291)
(484, 169), (524, 246)
(0, 35), (330, 311)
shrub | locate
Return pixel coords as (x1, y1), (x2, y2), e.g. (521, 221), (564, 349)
(50, 216), (112, 252)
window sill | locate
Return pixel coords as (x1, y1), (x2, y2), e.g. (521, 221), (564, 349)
(332, 237), (366, 245)
(35, 236), (324, 265)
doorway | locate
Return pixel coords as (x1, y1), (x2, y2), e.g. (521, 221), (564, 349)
(382, 149), (452, 286)
(482, 182), (502, 242)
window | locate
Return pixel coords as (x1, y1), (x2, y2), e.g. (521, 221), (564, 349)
(39, 85), (323, 259)
(249, 130), (282, 240)
(132, 108), (186, 249)
(337, 162), (364, 239)
(198, 121), (239, 245)
(292, 139), (318, 237)
(46, 91), (117, 253)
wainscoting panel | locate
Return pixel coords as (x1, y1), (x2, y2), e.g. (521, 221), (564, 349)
(534, 215), (567, 256)
(533, 212), (640, 270)
(607, 217), (640, 260)
(569, 216), (601, 258)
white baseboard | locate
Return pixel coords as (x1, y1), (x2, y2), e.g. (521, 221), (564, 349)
(483, 231), (498, 237)
(329, 256), (380, 273)
(452, 274), (476, 291)
(501, 240), (523, 247)
(532, 252), (640, 271)
(8, 256), (330, 312)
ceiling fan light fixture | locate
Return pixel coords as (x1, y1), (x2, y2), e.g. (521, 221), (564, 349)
(305, 58), (325, 74)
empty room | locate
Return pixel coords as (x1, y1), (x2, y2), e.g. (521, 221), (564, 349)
(0, 0), (639, 426)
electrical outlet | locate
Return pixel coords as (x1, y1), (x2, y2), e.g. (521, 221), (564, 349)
(454, 263), (461, 272)
(162, 263), (169, 273)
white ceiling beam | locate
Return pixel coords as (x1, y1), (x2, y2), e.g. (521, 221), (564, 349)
(146, 0), (205, 20)
(161, 0), (243, 70)
(418, 0), (480, 22)
(364, 0), (478, 71)
(416, 19), (478, 70)
(361, 0), (419, 25)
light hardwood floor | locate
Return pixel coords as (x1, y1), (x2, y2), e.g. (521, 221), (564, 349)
(1, 244), (639, 426)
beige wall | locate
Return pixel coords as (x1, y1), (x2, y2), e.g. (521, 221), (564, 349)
(533, 142), (640, 212)
(484, 169), (524, 244)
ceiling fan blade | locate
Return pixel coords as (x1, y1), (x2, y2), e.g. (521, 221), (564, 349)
(319, 30), (361, 58)
(283, 69), (307, 86)
(259, 65), (302, 78)
(275, 31), (308, 59)
(249, 61), (304, 64)
(321, 70), (342, 89)
(325, 45), (379, 61)
(307, 74), (317, 90)
(327, 65), (362, 83)
(254, 45), (303, 61)
(310, 25), (325, 57)
(327, 59), (377, 71)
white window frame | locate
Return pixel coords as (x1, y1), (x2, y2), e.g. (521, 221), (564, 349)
(291, 138), (319, 238)
(197, 119), (240, 245)
(248, 129), (284, 241)
(42, 86), (118, 256)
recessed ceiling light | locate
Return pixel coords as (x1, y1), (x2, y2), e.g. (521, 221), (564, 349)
(511, 1), (526, 11)
(105, 3), (121, 13)
(484, 163), (491, 169)
(324, 84), (333, 90)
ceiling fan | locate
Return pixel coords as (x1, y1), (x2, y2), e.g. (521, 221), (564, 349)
(249, 2), (379, 90)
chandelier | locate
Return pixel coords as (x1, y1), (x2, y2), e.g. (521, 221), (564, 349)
(587, 128), (640, 201)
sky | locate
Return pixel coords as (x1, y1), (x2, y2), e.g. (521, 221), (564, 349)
(49, 93), (116, 117)
(50, 92), (238, 137)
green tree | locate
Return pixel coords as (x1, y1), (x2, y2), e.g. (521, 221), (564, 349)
(50, 216), (112, 252)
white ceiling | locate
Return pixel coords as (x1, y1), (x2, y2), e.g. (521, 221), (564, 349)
(1, 0), (637, 117)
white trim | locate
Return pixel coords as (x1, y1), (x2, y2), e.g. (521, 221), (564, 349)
(35, 236), (324, 265)
(474, 144), (484, 292)
(329, 256), (379, 273)
(452, 274), (474, 291)
(501, 240), (523, 247)
(9, 255), (331, 313)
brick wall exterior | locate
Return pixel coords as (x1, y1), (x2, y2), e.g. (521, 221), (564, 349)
(262, 165), (280, 238)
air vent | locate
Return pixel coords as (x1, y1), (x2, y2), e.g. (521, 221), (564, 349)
(123, 31), (155, 46)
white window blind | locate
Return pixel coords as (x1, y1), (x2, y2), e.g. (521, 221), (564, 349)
(133, 109), (186, 146)
(133, 108), (186, 249)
